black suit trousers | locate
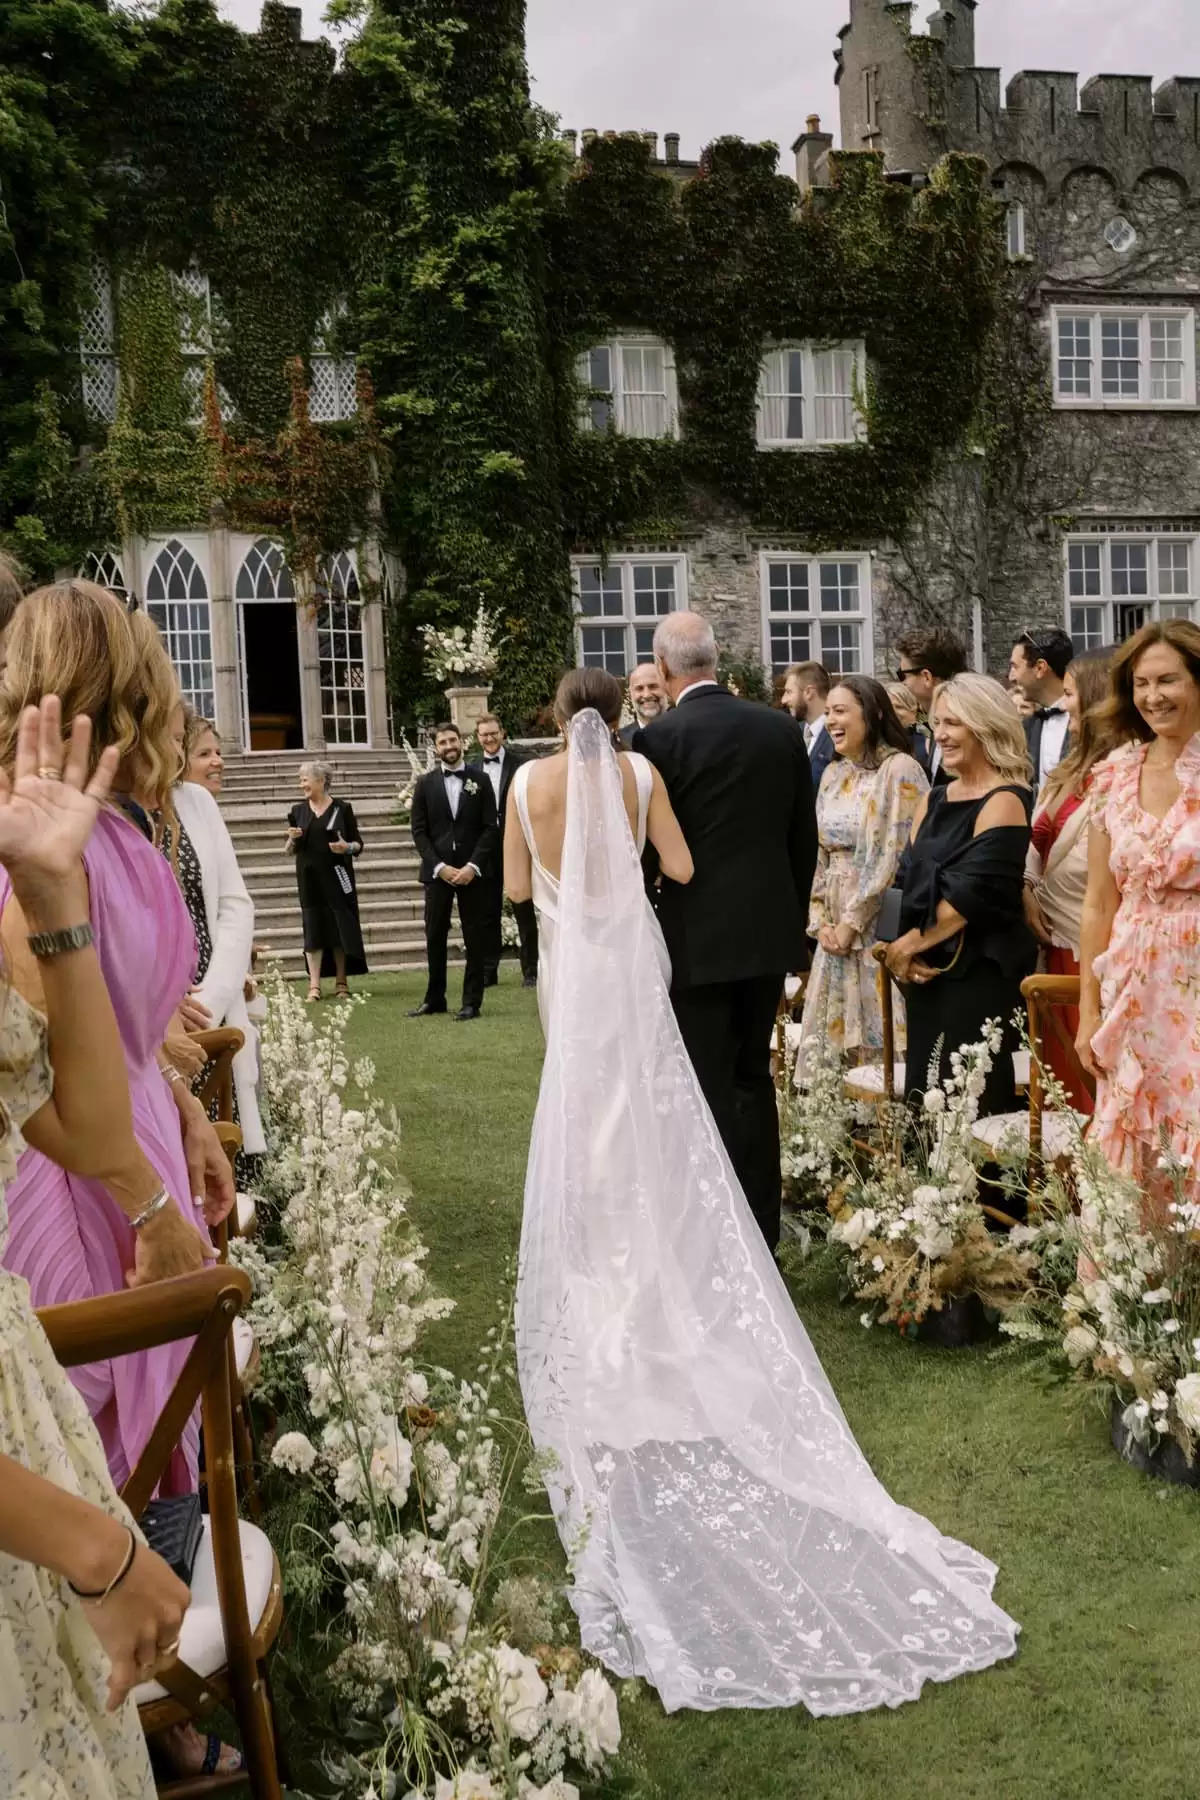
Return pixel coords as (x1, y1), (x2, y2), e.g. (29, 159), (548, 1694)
(422, 877), (490, 1011)
(670, 972), (786, 1252)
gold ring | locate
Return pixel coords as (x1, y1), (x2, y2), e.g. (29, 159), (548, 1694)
(37, 766), (62, 782)
(159, 1636), (182, 1658)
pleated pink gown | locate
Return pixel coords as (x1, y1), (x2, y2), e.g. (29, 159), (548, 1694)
(1, 807), (200, 1493)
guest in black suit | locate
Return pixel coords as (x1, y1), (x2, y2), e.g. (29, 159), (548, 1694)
(781, 661), (836, 790)
(894, 626), (969, 788)
(636, 613), (818, 1251)
(617, 662), (669, 748)
(409, 722), (499, 1021)
(1007, 626), (1074, 794)
(476, 712), (538, 989)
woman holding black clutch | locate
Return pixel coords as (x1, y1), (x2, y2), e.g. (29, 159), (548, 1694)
(287, 760), (367, 1000)
(885, 674), (1036, 1116)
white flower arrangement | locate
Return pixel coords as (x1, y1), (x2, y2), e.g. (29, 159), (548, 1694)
(240, 974), (622, 1797)
(422, 602), (506, 685)
(397, 732), (437, 816)
(825, 1026), (1039, 1332)
(780, 1031), (857, 1208)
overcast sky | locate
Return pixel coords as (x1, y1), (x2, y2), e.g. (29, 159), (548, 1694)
(221, 1), (1197, 166)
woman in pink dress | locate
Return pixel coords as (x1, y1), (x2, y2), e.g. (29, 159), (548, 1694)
(1078, 621), (1200, 1210)
(0, 583), (232, 1494)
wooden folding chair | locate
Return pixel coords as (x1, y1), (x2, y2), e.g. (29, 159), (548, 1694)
(192, 1029), (244, 1125)
(207, 1122), (262, 1521)
(970, 974), (1095, 1185)
(37, 1267), (284, 1800)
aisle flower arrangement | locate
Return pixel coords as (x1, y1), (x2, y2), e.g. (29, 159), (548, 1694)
(239, 976), (623, 1799)
(422, 603), (506, 685)
(824, 1027), (1039, 1332)
(780, 1032), (857, 1209)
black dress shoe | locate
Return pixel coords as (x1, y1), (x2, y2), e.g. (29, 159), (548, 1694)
(484, 971), (499, 988)
(522, 974), (539, 989)
(407, 1002), (447, 1018)
(454, 1006), (481, 1021)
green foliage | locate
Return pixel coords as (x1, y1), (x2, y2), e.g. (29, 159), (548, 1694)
(549, 136), (1002, 554)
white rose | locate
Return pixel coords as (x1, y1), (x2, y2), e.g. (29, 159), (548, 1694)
(572, 1667), (621, 1765)
(922, 1088), (947, 1115)
(270, 1430), (318, 1475)
(518, 1782), (580, 1800)
(1064, 1325), (1099, 1368)
(489, 1644), (547, 1741)
(915, 1224), (955, 1261)
(434, 1774), (500, 1800)
(1143, 1287), (1172, 1305)
(1174, 1373), (1200, 1433)
(835, 1209), (876, 1250)
(911, 1185), (941, 1209)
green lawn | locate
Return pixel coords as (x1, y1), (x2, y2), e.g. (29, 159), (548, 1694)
(342, 970), (1200, 1800)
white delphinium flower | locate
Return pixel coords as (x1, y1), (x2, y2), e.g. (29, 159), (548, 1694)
(1063, 1326), (1099, 1368)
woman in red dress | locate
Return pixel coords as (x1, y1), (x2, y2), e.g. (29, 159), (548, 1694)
(1023, 649), (1118, 1112)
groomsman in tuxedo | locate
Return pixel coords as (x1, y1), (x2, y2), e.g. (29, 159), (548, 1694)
(895, 626), (969, 788)
(780, 661), (835, 789)
(636, 612), (818, 1253)
(1008, 626), (1074, 792)
(618, 662), (669, 747)
(409, 722), (498, 1021)
(476, 713), (539, 990)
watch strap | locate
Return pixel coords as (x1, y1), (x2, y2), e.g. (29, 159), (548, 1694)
(27, 922), (95, 959)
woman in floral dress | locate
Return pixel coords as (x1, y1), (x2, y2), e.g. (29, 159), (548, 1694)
(0, 698), (189, 1800)
(1078, 621), (1200, 1211)
(800, 676), (927, 1060)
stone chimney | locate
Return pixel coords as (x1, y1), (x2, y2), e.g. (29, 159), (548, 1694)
(793, 113), (834, 190)
(664, 132), (681, 164)
(560, 128), (578, 156)
(581, 128), (598, 149)
(278, 4), (302, 41)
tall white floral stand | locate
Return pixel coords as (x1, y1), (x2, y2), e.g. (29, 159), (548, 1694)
(444, 684), (493, 737)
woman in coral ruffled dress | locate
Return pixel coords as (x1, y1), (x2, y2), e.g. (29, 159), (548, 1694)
(1078, 622), (1200, 1210)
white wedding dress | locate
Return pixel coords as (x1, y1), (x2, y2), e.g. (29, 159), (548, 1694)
(512, 711), (1019, 1716)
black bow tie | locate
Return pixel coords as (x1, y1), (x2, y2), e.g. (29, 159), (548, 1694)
(484, 755), (502, 765)
(443, 766), (464, 777)
(1035, 706), (1063, 721)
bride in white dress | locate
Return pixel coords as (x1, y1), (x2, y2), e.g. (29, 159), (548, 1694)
(504, 668), (1019, 1717)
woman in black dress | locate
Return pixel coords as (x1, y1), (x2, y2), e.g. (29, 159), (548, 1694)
(287, 760), (367, 1000)
(884, 674), (1036, 1116)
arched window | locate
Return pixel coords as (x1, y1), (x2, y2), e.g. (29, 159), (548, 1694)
(235, 537), (295, 601)
(78, 550), (127, 601)
(316, 551), (368, 745)
(146, 539), (214, 718)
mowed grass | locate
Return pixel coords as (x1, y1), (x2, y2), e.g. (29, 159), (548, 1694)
(341, 970), (1200, 1800)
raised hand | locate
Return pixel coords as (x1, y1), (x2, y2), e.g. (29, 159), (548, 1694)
(0, 698), (119, 887)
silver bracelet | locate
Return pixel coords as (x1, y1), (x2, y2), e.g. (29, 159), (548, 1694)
(130, 1187), (170, 1231)
(160, 1064), (184, 1087)
(27, 922), (94, 959)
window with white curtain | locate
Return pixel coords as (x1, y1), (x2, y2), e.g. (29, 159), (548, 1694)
(755, 342), (865, 447)
(572, 555), (685, 675)
(1065, 533), (1197, 649)
(1052, 307), (1197, 407)
(575, 337), (679, 439)
(760, 553), (873, 675)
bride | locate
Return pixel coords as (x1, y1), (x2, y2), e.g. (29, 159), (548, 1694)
(503, 667), (1019, 1716)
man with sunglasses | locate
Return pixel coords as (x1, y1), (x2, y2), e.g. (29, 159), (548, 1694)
(1008, 626), (1074, 790)
(894, 626), (968, 786)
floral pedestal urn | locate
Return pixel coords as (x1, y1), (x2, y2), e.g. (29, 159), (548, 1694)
(1110, 1396), (1200, 1489)
(915, 1294), (996, 1348)
(444, 684), (493, 738)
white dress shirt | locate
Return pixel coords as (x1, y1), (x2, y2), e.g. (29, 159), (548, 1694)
(432, 763), (481, 879)
(1037, 703), (1070, 788)
(804, 711), (826, 753)
(482, 748), (505, 805)
(676, 679), (721, 704)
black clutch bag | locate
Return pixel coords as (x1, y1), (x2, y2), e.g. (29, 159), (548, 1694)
(874, 886), (904, 944)
(140, 1493), (204, 1586)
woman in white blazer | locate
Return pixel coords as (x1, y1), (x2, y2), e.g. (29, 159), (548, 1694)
(171, 768), (266, 1157)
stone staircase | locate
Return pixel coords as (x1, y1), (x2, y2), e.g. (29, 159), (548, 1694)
(218, 749), (449, 977)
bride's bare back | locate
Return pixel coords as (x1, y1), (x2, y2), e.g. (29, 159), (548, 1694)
(504, 744), (693, 899)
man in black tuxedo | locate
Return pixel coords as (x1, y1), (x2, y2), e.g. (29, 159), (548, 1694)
(1008, 626), (1074, 792)
(635, 612), (818, 1252)
(618, 662), (669, 748)
(409, 722), (499, 1021)
(895, 625), (969, 788)
(476, 712), (538, 990)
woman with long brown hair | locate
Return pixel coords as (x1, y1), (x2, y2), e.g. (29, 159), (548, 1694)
(1023, 649), (1119, 1111)
(1078, 620), (1200, 1210)
(0, 582), (229, 1497)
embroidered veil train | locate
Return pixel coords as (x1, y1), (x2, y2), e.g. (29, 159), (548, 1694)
(514, 707), (1019, 1715)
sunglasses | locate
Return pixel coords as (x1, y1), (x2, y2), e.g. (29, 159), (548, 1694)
(894, 667), (922, 681)
(1015, 628), (1057, 658)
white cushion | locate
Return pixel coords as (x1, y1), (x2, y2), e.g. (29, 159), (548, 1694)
(971, 1110), (1084, 1159)
(1013, 1050), (1031, 1091)
(844, 1062), (905, 1100)
(232, 1317), (255, 1380)
(135, 1517), (276, 1705)
(234, 1192), (257, 1237)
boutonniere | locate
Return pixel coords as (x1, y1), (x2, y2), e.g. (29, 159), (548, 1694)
(464, 778), (479, 796)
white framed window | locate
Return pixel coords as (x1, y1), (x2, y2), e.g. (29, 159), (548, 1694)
(755, 342), (866, 447)
(316, 551), (369, 745)
(1005, 202), (1027, 260)
(1052, 307), (1197, 408)
(1064, 533), (1198, 649)
(571, 554), (685, 676)
(79, 256), (118, 423)
(575, 337), (679, 439)
(145, 537), (215, 718)
(79, 549), (127, 601)
(310, 308), (358, 423)
(760, 552), (873, 675)
(171, 265), (215, 423)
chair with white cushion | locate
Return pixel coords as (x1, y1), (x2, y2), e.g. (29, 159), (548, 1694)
(38, 1266), (284, 1800)
(968, 974), (1095, 1185)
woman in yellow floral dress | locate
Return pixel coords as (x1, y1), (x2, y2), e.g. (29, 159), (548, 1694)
(0, 698), (191, 1799)
(799, 676), (928, 1060)
(1078, 622), (1200, 1211)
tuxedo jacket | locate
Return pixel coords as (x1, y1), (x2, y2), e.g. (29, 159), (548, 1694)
(635, 686), (818, 987)
(410, 763), (499, 886)
(1024, 709), (1064, 789)
(807, 722), (836, 791)
(485, 746), (529, 834)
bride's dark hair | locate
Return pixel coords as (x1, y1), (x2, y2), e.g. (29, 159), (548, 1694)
(554, 666), (624, 728)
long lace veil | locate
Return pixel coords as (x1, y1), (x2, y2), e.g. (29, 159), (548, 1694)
(515, 708), (1018, 1714)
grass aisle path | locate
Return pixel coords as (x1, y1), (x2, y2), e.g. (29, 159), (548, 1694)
(346, 972), (1199, 1800)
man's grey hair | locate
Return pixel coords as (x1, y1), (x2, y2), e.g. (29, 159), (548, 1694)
(299, 759), (335, 790)
(653, 611), (718, 678)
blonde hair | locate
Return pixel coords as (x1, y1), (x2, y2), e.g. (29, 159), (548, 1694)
(933, 673), (1032, 786)
(885, 681), (918, 724)
(0, 582), (183, 822)
(183, 705), (219, 762)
